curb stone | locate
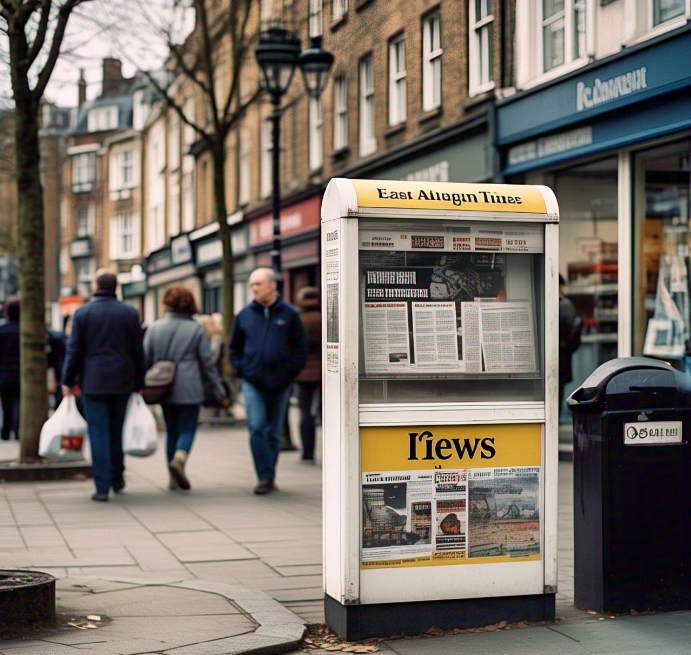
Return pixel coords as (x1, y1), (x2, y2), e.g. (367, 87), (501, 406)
(74, 575), (307, 655)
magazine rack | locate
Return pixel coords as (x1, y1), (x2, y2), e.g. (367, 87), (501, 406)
(320, 179), (560, 640)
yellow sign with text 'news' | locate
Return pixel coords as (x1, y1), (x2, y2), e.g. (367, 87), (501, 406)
(351, 180), (548, 215)
(360, 424), (542, 569)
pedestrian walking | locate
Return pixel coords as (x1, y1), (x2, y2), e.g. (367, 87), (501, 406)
(230, 267), (307, 494)
(559, 274), (583, 414)
(293, 287), (321, 463)
(144, 287), (229, 491)
(62, 270), (145, 502)
(0, 298), (21, 441)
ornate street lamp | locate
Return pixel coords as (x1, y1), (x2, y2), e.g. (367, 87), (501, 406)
(255, 27), (334, 284)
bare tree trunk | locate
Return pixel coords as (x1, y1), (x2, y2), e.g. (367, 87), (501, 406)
(14, 101), (48, 462)
(212, 145), (235, 378)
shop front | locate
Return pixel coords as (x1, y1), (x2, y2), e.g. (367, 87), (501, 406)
(496, 25), (691, 411)
(144, 234), (200, 323)
(247, 193), (321, 303)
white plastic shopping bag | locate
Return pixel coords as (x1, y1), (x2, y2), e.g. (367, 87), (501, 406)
(122, 393), (158, 457)
(39, 396), (87, 460)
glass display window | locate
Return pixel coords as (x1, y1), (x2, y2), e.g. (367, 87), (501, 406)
(358, 219), (545, 404)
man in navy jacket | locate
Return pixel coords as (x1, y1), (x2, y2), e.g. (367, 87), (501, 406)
(230, 267), (307, 494)
(62, 270), (145, 501)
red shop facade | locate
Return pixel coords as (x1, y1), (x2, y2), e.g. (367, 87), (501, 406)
(247, 192), (321, 303)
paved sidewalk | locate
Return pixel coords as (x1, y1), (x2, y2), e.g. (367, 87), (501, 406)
(2, 421), (691, 654)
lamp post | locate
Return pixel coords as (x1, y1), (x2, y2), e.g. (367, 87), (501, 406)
(255, 28), (334, 287)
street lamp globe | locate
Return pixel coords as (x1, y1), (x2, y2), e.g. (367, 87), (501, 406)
(255, 26), (302, 98)
(298, 36), (335, 99)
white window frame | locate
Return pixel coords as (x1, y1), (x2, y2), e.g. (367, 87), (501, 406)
(309, 96), (323, 170)
(75, 257), (95, 283)
(120, 150), (133, 187)
(181, 170), (196, 233)
(359, 55), (375, 157)
(650, 0), (689, 29)
(333, 0), (347, 23)
(239, 128), (251, 205)
(260, 117), (272, 199)
(111, 213), (137, 260)
(261, 0), (273, 24)
(469, 0), (495, 97)
(388, 35), (407, 126)
(539, 0), (588, 76)
(168, 173), (180, 238)
(422, 12), (442, 112)
(87, 106), (118, 132)
(76, 203), (95, 237)
(309, 0), (323, 37)
(168, 113), (181, 171)
(72, 153), (95, 187)
(333, 75), (348, 151)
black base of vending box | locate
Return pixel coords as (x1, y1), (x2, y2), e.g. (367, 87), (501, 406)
(324, 592), (555, 641)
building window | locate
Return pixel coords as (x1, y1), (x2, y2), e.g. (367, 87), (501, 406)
(111, 213), (135, 259)
(422, 12), (442, 112)
(388, 35), (407, 126)
(309, 96), (323, 170)
(261, 117), (272, 199)
(309, 0), (323, 37)
(653, 0), (685, 26)
(181, 171), (195, 232)
(359, 55), (375, 156)
(76, 204), (94, 237)
(168, 174), (180, 237)
(75, 257), (95, 282)
(168, 113), (180, 171)
(261, 0), (272, 24)
(542, 0), (586, 74)
(469, 0), (494, 96)
(239, 128), (251, 205)
(333, 0), (347, 22)
(87, 106), (118, 132)
(333, 75), (348, 151)
(72, 153), (95, 187)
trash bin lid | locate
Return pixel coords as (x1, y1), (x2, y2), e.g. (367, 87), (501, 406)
(568, 357), (673, 407)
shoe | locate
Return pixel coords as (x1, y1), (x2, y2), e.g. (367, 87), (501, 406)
(112, 480), (125, 493)
(253, 479), (276, 495)
(300, 457), (315, 465)
(280, 443), (298, 451)
(169, 450), (191, 490)
(91, 492), (109, 502)
(168, 474), (179, 491)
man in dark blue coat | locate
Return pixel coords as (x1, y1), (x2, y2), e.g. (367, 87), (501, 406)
(230, 267), (307, 494)
(62, 270), (145, 501)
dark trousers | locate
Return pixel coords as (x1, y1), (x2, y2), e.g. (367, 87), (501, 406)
(242, 381), (292, 482)
(82, 393), (130, 494)
(0, 385), (19, 441)
(161, 403), (200, 463)
(295, 381), (320, 459)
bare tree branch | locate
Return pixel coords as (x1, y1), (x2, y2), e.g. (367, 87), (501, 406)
(26, 0), (53, 64)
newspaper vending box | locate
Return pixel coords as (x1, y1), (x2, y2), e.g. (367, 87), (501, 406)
(321, 179), (560, 640)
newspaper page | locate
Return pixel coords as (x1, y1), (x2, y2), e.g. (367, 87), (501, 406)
(363, 302), (411, 373)
(411, 302), (463, 370)
(460, 302), (482, 372)
(468, 467), (540, 559)
(479, 302), (536, 373)
(363, 466), (540, 566)
(325, 226), (340, 373)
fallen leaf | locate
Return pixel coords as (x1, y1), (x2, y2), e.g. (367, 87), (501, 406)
(87, 615), (101, 622)
(587, 611), (597, 615)
(68, 622), (87, 630)
(85, 623), (98, 629)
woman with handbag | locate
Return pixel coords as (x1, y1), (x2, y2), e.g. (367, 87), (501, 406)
(143, 286), (229, 490)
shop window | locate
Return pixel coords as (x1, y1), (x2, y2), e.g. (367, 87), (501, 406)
(541, 0), (586, 74)
(469, 0), (494, 96)
(634, 141), (691, 363)
(653, 0), (685, 27)
(422, 12), (442, 112)
(553, 157), (618, 406)
(388, 34), (407, 126)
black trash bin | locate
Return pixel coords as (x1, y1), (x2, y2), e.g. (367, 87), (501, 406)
(568, 357), (691, 614)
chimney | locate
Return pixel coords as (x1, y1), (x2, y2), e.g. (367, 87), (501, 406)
(77, 69), (87, 106)
(101, 58), (124, 96)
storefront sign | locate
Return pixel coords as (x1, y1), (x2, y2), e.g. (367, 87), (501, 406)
(351, 180), (548, 214)
(171, 235), (192, 265)
(361, 423), (541, 569)
(497, 28), (691, 145)
(147, 248), (172, 274)
(196, 239), (223, 267)
(69, 237), (93, 259)
(508, 127), (593, 166)
(249, 195), (321, 247)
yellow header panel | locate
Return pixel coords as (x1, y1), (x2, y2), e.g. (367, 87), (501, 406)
(351, 180), (547, 215)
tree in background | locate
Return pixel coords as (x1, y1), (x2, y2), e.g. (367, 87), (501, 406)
(0, 0), (92, 460)
(106, 0), (262, 367)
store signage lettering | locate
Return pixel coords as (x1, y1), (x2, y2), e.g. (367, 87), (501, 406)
(404, 161), (450, 183)
(376, 187), (522, 207)
(576, 66), (647, 112)
(408, 430), (496, 462)
(508, 127), (593, 166)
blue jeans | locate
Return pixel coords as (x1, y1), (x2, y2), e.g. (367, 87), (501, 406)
(161, 403), (200, 463)
(82, 393), (130, 494)
(242, 381), (292, 482)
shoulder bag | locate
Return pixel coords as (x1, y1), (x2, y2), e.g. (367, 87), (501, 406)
(142, 324), (196, 405)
